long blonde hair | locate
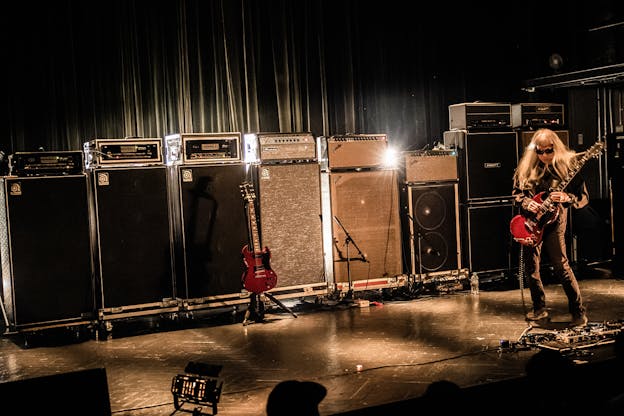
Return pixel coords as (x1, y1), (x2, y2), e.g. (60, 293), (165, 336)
(513, 128), (578, 190)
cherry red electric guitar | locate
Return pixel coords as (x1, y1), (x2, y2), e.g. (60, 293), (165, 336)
(510, 141), (604, 246)
(240, 182), (277, 294)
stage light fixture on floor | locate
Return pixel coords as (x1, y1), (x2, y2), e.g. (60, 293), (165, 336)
(171, 362), (223, 415)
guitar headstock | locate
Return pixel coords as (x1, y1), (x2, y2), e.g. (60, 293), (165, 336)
(585, 141), (605, 159)
(240, 181), (256, 202)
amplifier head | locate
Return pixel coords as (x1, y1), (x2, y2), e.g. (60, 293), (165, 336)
(512, 103), (564, 129)
(449, 102), (512, 131)
(84, 138), (163, 168)
(327, 133), (388, 169)
(404, 151), (458, 182)
(256, 132), (317, 163)
(10, 151), (84, 177)
(166, 132), (242, 165)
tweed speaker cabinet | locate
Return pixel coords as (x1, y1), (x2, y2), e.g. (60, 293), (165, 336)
(329, 169), (403, 283)
(256, 163), (325, 287)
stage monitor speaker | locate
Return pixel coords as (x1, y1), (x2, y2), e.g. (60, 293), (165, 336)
(0, 175), (95, 329)
(329, 169), (403, 282)
(444, 131), (517, 202)
(462, 202), (515, 273)
(407, 183), (461, 274)
(176, 163), (248, 298)
(91, 166), (175, 309)
(517, 130), (569, 158)
(0, 368), (111, 415)
(256, 163), (325, 287)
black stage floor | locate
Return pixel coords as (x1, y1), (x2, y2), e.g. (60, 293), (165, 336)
(1, 266), (623, 415)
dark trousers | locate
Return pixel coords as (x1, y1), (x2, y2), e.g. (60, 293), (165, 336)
(523, 209), (586, 317)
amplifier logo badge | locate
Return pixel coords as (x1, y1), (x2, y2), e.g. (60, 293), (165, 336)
(97, 172), (110, 186)
(9, 182), (22, 196)
(260, 167), (271, 180)
(181, 169), (193, 183)
(483, 163), (502, 169)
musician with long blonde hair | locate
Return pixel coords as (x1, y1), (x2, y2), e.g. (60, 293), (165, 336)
(512, 128), (589, 326)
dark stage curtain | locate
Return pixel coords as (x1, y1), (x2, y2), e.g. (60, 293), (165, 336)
(2, 0), (604, 155)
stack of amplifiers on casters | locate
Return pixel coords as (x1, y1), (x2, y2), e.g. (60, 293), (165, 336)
(164, 132), (250, 312)
(83, 138), (178, 324)
(250, 132), (327, 300)
(402, 148), (467, 288)
(325, 134), (406, 294)
(1, 151), (95, 334)
(445, 103), (518, 279)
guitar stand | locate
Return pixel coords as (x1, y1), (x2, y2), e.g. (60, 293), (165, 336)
(264, 292), (297, 319)
(243, 292), (297, 325)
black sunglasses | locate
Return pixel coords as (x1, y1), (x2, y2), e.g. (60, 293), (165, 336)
(535, 147), (554, 155)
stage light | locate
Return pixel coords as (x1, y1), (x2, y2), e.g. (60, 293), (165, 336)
(244, 133), (259, 163)
(171, 362), (223, 415)
(382, 146), (399, 168)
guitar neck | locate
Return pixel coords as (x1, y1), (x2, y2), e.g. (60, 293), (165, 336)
(247, 199), (262, 253)
(540, 150), (594, 208)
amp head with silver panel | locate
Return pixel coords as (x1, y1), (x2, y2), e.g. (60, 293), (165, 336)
(254, 132), (317, 163)
(83, 138), (163, 169)
(165, 132), (242, 165)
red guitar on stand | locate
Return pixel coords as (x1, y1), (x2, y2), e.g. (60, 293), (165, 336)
(240, 182), (278, 294)
(510, 141), (604, 246)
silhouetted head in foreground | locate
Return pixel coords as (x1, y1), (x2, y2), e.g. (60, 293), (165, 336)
(266, 379), (327, 416)
(420, 379), (465, 412)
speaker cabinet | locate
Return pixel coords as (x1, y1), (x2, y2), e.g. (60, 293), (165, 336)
(256, 163), (325, 287)
(329, 169), (403, 282)
(0, 175), (95, 329)
(0, 368), (111, 415)
(462, 202), (515, 273)
(517, 130), (569, 158)
(176, 163), (248, 298)
(607, 133), (624, 277)
(444, 131), (517, 202)
(91, 166), (175, 309)
(407, 183), (461, 274)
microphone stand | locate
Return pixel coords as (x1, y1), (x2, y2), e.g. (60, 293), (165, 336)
(407, 214), (425, 279)
(333, 215), (367, 301)
(407, 214), (440, 279)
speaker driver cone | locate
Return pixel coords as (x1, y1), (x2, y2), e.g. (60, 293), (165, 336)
(414, 191), (447, 230)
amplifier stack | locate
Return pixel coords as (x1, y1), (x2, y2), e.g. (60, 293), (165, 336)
(402, 149), (462, 278)
(325, 133), (403, 290)
(446, 102), (516, 276)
